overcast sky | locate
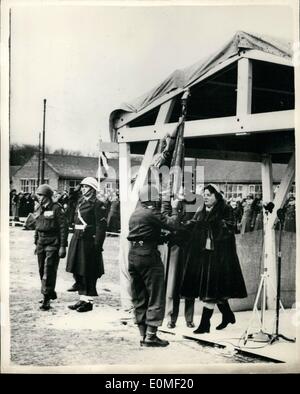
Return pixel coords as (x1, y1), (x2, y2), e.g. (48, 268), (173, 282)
(9, 1), (295, 155)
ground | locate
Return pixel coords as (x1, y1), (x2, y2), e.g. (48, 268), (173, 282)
(5, 226), (265, 372)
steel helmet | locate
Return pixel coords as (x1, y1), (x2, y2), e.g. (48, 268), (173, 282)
(36, 184), (53, 197)
(138, 184), (159, 202)
(80, 177), (99, 192)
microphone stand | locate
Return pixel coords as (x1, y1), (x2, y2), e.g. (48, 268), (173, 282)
(269, 208), (296, 344)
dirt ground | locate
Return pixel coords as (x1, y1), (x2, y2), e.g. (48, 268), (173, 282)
(5, 226), (264, 372)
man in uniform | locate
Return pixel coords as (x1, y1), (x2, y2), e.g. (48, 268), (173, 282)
(127, 184), (182, 347)
(34, 184), (68, 311)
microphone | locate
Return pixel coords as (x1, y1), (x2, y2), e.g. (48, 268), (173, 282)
(263, 202), (274, 214)
(277, 207), (287, 222)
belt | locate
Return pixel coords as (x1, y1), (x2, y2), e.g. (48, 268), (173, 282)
(75, 224), (86, 230)
(130, 240), (157, 247)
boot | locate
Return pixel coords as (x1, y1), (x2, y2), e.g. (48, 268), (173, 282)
(138, 324), (147, 346)
(68, 300), (85, 310)
(40, 296), (51, 311)
(143, 334), (169, 347)
(216, 301), (235, 330)
(193, 307), (214, 334)
(142, 326), (169, 347)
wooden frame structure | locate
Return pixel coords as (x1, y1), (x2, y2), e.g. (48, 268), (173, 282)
(111, 49), (295, 310)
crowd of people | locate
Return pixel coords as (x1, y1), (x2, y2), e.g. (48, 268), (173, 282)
(10, 185), (121, 233)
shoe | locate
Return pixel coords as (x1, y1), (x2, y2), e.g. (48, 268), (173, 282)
(68, 301), (85, 310)
(40, 299), (51, 311)
(216, 301), (236, 330)
(142, 334), (169, 347)
(67, 283), (79, 292)
(76, 302), (93, 312)
(186, 322), (195, 328)
(39, 292), (57, 303)
(193, 307), (214, 334)
(167, 322), (176, 329)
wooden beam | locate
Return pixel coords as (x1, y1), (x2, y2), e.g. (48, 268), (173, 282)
(267, 152), (295, 229)
(261, 154), (276, 309)
(118, 141), (133, 309)
(130, 140), (159, 209)
(241, 49), (293, 67)
(129, 100), (175, 210)
(237, 58), (252, 115)
(113, 55), (240, 129)
(117, 110), (294, 143)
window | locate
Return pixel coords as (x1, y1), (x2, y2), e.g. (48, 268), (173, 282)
(63, 179), (81, 193)
(20, 179), (48, 194)
(104, 182), (113, 190)
(224, 184), (244, 200)
(248, 184), (262, 197)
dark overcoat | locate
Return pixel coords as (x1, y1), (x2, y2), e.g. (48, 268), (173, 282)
(66, 196), (107, 278)
(181, 200), (247, 302)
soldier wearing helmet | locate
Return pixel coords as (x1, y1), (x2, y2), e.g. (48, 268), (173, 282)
(34, 184), (68, 311)
(66, 177), (107, 312)
(127, 183), (182, 347)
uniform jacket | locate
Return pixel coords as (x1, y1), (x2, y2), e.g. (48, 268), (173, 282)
(66, 196), (107, 278)
(127, 201), (181, 244)
(34, 201), (68, 248)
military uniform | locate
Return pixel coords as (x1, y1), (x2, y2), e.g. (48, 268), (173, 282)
(35, 201), (68, 300)
(127, 200), (181, 345)
(66, 196), (107, 296)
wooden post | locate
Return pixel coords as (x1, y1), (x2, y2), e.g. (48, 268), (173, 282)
(118, 140), (133, 310)
(236, 57), (252, 116)
(261, 154), (276, 309)
(267, 152), (295, 229)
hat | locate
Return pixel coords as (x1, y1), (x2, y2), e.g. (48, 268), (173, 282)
(36, 184), (53, 198)
(80, 177), (99, 192)
(138, 184), (160, 202)
(206, 183), (221, 194)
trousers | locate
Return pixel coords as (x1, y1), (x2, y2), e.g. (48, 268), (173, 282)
(37, 245), (59, 298)
(128, 246), (165, 327)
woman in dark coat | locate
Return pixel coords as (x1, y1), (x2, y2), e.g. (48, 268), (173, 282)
(181, 184), (247, 334)
(66, 177), (107, 312)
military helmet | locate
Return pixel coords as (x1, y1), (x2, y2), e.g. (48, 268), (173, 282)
(138, 184), (159, 202)
(36, 184), (53, 197)
(80, 177), (99, 192)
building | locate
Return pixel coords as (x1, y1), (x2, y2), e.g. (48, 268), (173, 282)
(11, 153), (293, 200)
(11, 153), (142, 194)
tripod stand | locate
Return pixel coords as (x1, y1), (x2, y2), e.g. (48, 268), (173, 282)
(269, 208), (295, 344)
(242, 205), (296, 345)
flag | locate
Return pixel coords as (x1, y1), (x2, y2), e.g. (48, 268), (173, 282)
(98, 151), (109, 180)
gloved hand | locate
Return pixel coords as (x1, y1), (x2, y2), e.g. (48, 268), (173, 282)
(59, 246), (66, 258)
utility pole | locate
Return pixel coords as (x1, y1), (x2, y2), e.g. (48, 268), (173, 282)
(37, 132), (41, 187)
(41, 99), (47, 184)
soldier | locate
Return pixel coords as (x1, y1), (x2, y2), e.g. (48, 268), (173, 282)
(34, 184), (68, 311)
(127, 184), (182, 347)
(66, 177), (107, 312)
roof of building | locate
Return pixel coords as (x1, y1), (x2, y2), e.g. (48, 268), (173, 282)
(43, 153), (142, 180)
(12, 153), (287, 184)
(187, 158), (287, 183)
(10, 165), (22, 176)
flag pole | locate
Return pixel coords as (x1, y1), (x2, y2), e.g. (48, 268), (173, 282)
(98, 138), (101, 192)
